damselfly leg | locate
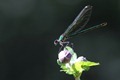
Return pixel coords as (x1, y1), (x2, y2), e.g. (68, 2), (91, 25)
(58, 41), (69, 52)
(58, 41), (74, 52)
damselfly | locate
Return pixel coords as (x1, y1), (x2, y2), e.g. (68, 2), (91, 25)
(54, 5), (107, 46)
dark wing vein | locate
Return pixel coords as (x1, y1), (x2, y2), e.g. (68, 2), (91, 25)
(63, 5), (92, 40)
(69, 22), (107, 38)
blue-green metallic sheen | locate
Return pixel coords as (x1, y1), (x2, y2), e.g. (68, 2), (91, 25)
(58, 35), (64, 41)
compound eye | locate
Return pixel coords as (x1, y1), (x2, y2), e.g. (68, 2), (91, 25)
(54, 39), (58, 45)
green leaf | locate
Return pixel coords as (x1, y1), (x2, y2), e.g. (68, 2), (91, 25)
(72, 61), (99, 72)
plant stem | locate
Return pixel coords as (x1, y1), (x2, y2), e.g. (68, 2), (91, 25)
(75, 76), (80, 80)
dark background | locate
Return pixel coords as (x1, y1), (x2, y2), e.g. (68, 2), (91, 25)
(0, 0), (120, 80)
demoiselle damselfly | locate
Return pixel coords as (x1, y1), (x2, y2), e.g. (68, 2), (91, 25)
(54, 5), (107, 46)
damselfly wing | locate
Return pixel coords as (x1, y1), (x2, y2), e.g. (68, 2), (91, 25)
(54, 5), (107, 46)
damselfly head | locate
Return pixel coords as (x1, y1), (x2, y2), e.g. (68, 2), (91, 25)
(54, 39), (59, 46)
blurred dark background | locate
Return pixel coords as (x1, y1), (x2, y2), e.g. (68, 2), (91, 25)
(0, 0), (120, 80)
